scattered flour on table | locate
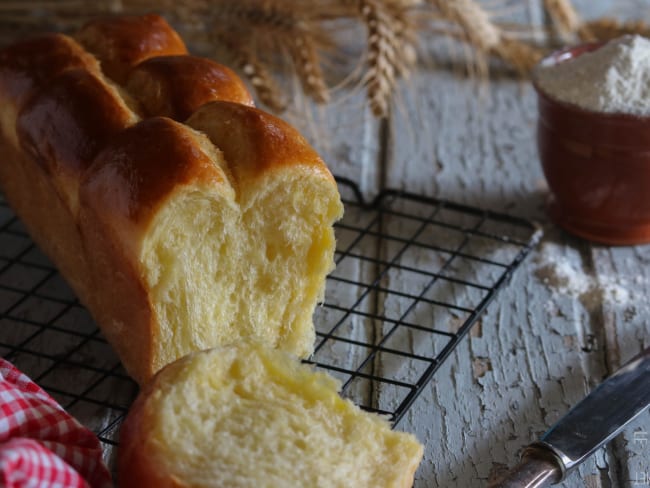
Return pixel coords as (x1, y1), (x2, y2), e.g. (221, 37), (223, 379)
(534, 35), (650, 115)
(534, 242), (635, 307)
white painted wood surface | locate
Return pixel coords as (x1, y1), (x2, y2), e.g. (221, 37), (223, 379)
(306, 1), (650, 487)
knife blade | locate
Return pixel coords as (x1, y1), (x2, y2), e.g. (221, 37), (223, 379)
(490, 346), (650, 488)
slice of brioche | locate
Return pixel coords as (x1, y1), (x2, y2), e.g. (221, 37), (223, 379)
(119, 343), (424, 488)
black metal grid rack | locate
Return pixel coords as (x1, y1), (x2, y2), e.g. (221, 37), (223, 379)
(0, 177), (540, 465)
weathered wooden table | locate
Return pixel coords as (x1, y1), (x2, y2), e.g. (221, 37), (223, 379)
(1, 1), (649, 487)
(312, 2), (650, 486)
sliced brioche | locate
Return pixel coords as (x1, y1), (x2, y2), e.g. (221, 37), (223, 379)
(77, 108), (340, 382)
(186, 101), (343, 361)
(119, 343), (424, 488)
(0, 16), (343, 384)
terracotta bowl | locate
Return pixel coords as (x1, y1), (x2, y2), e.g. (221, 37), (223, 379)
(533, 43), (650, 245)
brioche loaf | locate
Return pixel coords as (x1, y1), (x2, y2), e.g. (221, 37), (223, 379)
(0, 14), (343, 384)
(118, 343), (424, 488)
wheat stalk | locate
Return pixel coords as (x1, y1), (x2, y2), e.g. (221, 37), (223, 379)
(213, 31), (288, 113)
(385, 1), (418, 77)
(428, 0), (540, 75)
(203, 2), (334, 108)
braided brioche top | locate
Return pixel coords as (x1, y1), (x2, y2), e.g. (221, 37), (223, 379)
(0, 13), (335, 223)
(75, 13), (188, 83)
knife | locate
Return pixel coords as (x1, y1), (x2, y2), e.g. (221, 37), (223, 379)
(490, 346), (650, 488)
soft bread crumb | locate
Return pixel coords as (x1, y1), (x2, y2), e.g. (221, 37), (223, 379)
(140, 165), (341, 374)
(119, 343), (424, 488)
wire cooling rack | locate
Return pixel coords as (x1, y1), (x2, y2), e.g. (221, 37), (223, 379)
(0, 177), (540, 462)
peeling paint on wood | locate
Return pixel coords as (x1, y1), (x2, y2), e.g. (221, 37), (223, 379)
(327, 1), (650, 486)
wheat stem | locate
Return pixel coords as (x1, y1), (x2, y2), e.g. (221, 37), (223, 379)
(213, 31), (287, 112)
(429, 0), (501, 52)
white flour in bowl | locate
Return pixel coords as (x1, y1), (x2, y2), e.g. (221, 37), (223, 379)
(534, 35), (650, 115)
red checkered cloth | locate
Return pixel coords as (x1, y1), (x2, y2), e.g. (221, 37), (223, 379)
(0, 358), (112, 487)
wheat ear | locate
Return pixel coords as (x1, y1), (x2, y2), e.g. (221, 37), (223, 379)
(289, 33), (330, 104)
(543, 0), (582, 41)
(430, 0), (501, 52)
(213, 32), (287, 112)
(208, 1), (333, 109)
(428, 0), (497, 79)
(357, 0), (414, 118)
(429, 0), (536, 75)
(386, 1), (418, 78)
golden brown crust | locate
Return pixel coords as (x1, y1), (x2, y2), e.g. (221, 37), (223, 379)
(0, 33), (98, 108)
(119, 372), (189, 488)
(18, 69), (135, 176)
(187, 101), (335, 190)
(16, 68), (136, 212)
(79, 117), (232, 382)
(117, 380), (169, 487)
(76, 14), (187, 84)
(127, 55), (254, 121)
(0, 124), (94, 315)
(0, 33), (99, 147)
(119, 356), (197, 488)
(79, 118), (224, 383)
(81, 116), (228, 240)
(78, 200), (156, 382)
